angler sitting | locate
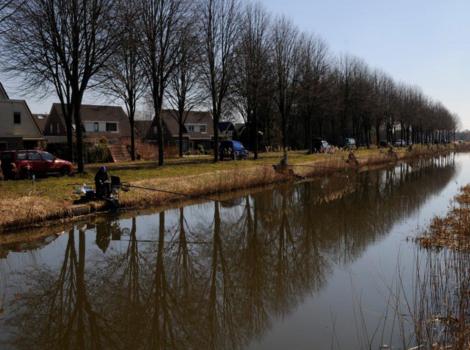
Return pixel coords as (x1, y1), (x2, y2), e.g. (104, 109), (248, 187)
(95, 166), (111, 199)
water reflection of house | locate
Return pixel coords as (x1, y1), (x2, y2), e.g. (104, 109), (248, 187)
(0, 83), (45, 151)
(136, 110), (214, 154)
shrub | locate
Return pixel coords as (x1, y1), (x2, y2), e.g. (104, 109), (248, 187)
(86, 142), (112, 163)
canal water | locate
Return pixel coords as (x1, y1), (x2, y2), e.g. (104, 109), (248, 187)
(0, 154), (467, 350)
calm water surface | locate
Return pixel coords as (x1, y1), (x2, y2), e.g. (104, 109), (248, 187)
(0, 154), (468, 350)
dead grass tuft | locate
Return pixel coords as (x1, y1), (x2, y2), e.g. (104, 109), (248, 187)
(119, 165), (284, 208)
(418, 185), (470, 251)
(0, 193), (68, 228)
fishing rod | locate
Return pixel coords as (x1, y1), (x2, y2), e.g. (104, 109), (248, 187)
(121, 182), (221, 203)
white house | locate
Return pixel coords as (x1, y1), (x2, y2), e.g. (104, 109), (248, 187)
(0, 83), (44, 151)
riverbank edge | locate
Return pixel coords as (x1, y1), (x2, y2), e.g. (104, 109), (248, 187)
(0, 145), (465, 234)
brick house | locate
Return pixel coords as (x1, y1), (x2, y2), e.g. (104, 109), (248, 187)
(136, 110), (214, 154)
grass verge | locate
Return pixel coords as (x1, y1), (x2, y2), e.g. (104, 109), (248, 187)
(0, 144), (463, 232)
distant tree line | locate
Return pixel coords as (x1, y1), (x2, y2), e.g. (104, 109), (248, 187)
(0, 0), (460, 171)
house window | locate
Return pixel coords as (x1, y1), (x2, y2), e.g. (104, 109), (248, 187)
(187, 125), (195, 132)
(106, 122), (117, 132)
(13, 112), (21, 124)
(94, 122), (99, 132)
(153, 126), (158, 135)
(199, 124), (207, 133)
(50, 123), (54, 134)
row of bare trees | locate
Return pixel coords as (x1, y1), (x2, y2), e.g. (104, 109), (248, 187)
(0, 0), (460, 171)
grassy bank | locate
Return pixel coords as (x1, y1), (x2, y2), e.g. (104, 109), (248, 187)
(0, 144), (463, 232)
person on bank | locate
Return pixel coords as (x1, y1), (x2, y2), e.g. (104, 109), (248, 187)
(95, 166), (110, 199)
(1, 160), (14, 180)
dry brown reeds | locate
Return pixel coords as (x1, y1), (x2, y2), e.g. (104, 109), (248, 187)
(0, 194), (68, 228)
(119, 164), (284, 208)
(418, 185), (470, 251)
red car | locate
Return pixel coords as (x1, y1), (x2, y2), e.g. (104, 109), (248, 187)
(0, 150), (74, 179)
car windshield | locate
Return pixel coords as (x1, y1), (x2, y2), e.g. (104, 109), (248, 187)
(41, 152), (54, 161)
(28, 152), (41, 160)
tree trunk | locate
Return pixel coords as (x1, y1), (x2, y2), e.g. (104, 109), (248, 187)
(153, 93), (164, 166)
(254, 110), (259, 160)
(65, 118), (74, 162)
(156, 112), (164, 166)
(307, 115), (313, 154)
(178, 113), (184, 158)
(130, 115), (136, 161)
(375, 120), (381, 146)
(61, 103), (74, 162)
(213, 112), (219, 162)
(73, 101), (84, 173)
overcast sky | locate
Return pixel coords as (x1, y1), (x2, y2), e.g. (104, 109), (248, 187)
(2, 0), (470, 128)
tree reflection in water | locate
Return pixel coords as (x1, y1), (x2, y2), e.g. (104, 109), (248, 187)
(0, 156), (458, 350)
(6, 229), (117, 350)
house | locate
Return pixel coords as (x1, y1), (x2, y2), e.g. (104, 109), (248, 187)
(137, 110), (214, 153)
(0, 83), (45, 151)
(218, 121), (248, 141)
(44, 103), (131, 145)
(43, 103), (133, 161)
(32, 114), (49, 134)
(218, 121), (236, 140)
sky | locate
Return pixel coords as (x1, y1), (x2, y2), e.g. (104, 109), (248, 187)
(258, 0), (470, 129)
(2, 0), (470, 128)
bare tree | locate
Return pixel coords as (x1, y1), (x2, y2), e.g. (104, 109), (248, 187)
(297, 33), (329, 153)
(271, 16), (300, 160)
(2, 1), (73, 161)
(198, 0), (241, 162)
(2, 0), (119, 172)
(235, 1), (271, 159)
(140, 0), (186, 166)
(98, 0), (146, 161)
(0, 0), (23, 31)
(166, 10), (205, 158)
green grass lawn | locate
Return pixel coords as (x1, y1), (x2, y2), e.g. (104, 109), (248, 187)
(0, 148), (404, 203)
(0, 145), (456, 230)
(0, 151), (324, 202)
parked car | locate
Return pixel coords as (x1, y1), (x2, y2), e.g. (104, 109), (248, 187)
(394, 139), (407, 147)
(0, 150), (73, 179)
(219, 141), (249, 160)
(312, 138), (331, 153)
(342, 138), (356, 150)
